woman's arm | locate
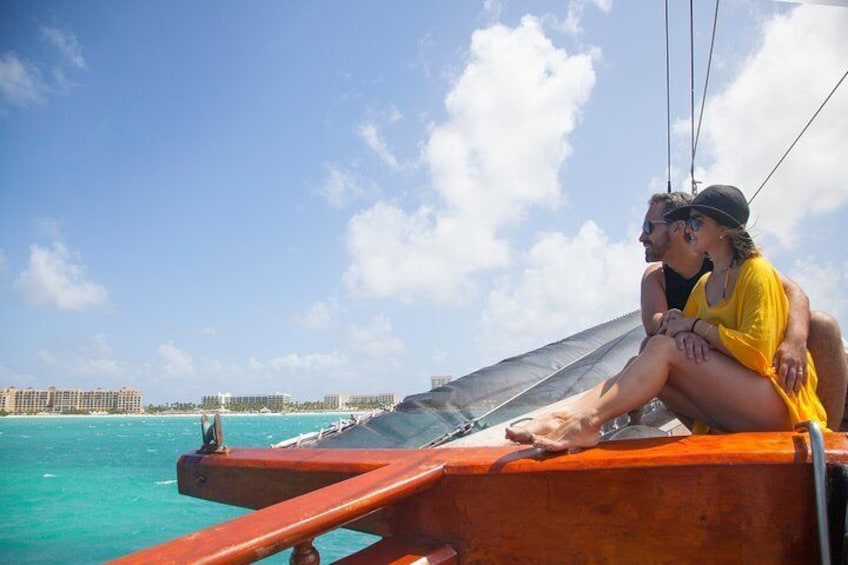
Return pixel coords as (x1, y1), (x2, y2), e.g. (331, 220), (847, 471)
(690, 318), (731, 356)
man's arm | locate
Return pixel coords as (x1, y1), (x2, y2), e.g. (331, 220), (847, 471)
(641, 263), (667, 336)
(776, 274), (811, 393)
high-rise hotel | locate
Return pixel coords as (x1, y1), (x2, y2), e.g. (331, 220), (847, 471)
(0, 386), (143, 414)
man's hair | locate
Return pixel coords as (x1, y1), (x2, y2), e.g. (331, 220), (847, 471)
(649, 192), (692, 217)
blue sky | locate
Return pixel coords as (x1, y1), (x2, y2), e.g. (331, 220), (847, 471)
(1, 1), (846, 405)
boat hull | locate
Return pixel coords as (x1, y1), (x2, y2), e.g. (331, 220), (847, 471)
(166, 431), (848, 564)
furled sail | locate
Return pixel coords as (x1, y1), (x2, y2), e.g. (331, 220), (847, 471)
(297, 311), (645, 449)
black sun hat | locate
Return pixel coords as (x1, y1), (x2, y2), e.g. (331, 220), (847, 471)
(664, 184), (749, 228)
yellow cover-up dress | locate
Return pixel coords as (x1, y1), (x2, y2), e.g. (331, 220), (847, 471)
(682, 256), (827, 431)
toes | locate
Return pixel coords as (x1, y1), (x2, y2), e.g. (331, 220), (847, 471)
(505, 427), (533, 444)
(533, 437), (572, 452)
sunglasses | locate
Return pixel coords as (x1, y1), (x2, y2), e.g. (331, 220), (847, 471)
(642, 218), (668, 235)
(687, 216), (704, 232)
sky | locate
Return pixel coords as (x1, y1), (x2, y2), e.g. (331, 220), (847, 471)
(1, 1), (847, 406)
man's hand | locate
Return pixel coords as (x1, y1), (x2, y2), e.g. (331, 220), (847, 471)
(675, 332), (711, 363)
(774, 340), (807, 393)
(657, 309), (683, 335)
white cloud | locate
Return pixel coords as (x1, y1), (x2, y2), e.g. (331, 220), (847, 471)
(14, 242), (109, 311)
(41, 26), (87, 70)
(158, 342), (196, 377)
(482, 0), (507, 22)
(267, 351), (346, 372)
(0, 26), (86, 111)
(348, 314), (404, 357)
(548, 0), (613, 37)
(0, 52), (46, 107)
(37, 335), (128, 378)
(317, 165), (371, 208)
(344, 203), (509, 304)
(344, 16), (596, 304)
(697, 5), (848, 249)
(360, 122), (400, 169)
(788, 258), (848, 323)
(297, 299), (335, 329)
(478, 221), (644, 363)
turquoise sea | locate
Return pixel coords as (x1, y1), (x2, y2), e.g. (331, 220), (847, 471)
(0, 414), (377, 564)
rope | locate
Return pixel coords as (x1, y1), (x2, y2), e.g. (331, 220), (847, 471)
(665, 0), (672, 193)
(693, 0), (720, 160)
(749, 68), (848, 204)
(689, 0), (696, 194)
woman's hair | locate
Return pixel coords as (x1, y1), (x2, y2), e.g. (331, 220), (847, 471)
(724, 227), (760, 262)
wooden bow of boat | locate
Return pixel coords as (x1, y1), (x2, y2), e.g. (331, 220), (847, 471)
(112, 430), (848, 564)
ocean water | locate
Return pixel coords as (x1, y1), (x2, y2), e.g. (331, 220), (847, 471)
(0, 414), (377, 564)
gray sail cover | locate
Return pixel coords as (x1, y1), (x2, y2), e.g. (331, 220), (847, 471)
(308, 311), (644, 449)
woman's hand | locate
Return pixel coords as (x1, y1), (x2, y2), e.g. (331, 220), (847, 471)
(675, 332), (711, 363)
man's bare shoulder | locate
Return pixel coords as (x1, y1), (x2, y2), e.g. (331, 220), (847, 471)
(642, 262), (664, 283)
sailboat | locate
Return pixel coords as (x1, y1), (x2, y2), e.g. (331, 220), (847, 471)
(112, 3), (848, 564)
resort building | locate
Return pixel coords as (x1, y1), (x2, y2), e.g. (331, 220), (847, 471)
(0, 386), (143, 414)
(201, 392), (292, 411)
(324, 392), (398, 410)
(430, 375), (452, 389)
(323, 393), (350, 410)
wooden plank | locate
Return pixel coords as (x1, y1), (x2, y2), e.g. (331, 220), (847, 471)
(382, 463), (823, 563)
(110, 462), (444, 565)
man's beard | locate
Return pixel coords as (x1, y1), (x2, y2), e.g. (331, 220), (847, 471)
(645, 237), (670, 262)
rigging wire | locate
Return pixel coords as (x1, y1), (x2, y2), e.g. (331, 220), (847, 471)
(693, 0), (720, 160)
(748, 68), (848, 205)
(689, 0), (697, 194)
(664, 0), (672, 193)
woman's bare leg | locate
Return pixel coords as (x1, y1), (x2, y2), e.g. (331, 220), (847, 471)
(506, 335), (789, 452)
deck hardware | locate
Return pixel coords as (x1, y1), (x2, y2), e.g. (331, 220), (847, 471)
(199, 413), (229, 454)
(796, 420), (831, 565)
(290, 540), (319, 565)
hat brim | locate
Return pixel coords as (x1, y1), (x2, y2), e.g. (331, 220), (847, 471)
(663, 205), (693, 222)
(664, 204), (744, 228)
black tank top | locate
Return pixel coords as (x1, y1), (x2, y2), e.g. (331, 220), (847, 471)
(664, 258), (713, 310)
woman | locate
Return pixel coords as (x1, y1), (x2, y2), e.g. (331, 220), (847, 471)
(506, 184), (826, 452)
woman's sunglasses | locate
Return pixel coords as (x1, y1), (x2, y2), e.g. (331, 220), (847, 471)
(687, 216), (703, 232)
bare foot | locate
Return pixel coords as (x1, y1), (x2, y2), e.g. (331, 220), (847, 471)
(506, 411), (601, 453)
(504, 426), (533, 444)
(505, 414), (565, 444)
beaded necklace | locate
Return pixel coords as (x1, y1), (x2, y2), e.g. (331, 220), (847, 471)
(720, 259), (736, 300)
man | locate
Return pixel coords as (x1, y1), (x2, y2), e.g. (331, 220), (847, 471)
(639, 192), (848, 430)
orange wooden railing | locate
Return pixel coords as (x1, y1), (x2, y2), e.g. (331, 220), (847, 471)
(109, 461), (444, 565)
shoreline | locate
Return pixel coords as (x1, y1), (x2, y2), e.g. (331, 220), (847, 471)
(1, 410), (372, 419)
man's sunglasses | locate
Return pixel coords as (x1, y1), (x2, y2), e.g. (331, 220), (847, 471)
(642, 219), (668, 235)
